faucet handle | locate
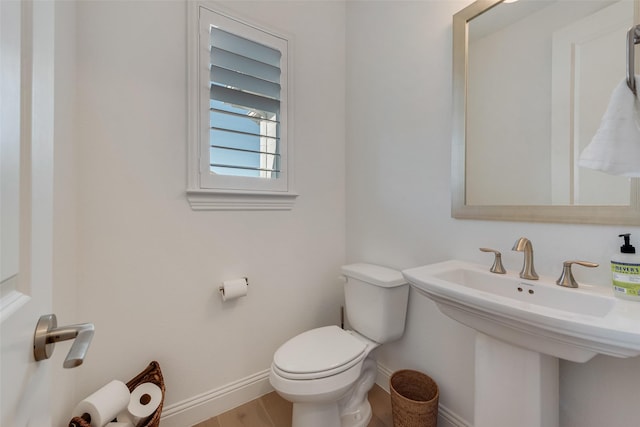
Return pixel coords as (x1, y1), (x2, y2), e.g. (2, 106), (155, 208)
(556, 260), (599, 288)
(479, 248), (507, 274)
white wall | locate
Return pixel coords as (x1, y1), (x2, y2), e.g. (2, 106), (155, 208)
(59, 0), (346, 425)
(346, 1), (640, 427)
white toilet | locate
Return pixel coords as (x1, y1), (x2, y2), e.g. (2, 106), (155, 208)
(269, 263), (410, 427)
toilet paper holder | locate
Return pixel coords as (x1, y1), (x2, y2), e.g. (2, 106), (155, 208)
(218, 277), (249, 293)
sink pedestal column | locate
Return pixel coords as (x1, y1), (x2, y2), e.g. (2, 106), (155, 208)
(474, 333), (559, 427)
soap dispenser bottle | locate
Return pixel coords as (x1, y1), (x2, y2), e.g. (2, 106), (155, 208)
(611, 233), (640, 300)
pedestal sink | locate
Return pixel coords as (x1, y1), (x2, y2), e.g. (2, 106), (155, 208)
(403, 260), (640, 427)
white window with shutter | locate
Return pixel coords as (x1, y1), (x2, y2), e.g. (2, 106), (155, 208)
(187, 3), (296, 210)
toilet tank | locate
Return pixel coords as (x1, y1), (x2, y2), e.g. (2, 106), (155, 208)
(341, 263), (409, 344)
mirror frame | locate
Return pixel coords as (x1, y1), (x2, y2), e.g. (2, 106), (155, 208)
(452, 0), (640, 225)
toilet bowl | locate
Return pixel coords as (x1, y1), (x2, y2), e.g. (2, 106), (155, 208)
(269, 263), (410, 427)
(269, 326), (379, 427)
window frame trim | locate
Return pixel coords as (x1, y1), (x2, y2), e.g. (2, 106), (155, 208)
(187, 1), (297, 210)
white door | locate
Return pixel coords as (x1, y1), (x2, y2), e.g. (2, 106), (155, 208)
(1, 0), (55, 425)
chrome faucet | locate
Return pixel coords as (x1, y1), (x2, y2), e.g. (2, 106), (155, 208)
(34, 314), (95, 368)
(512, 237), (539, 280)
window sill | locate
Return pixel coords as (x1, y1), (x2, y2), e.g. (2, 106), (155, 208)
(186, 189), (298, 211)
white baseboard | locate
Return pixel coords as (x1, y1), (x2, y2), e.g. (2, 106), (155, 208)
(375, 363), (472, 427)
(159, 363), (472, 427)
(159, 369), (273, 427)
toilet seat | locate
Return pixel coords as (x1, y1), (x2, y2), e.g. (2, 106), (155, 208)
(273, 326), (367, 380)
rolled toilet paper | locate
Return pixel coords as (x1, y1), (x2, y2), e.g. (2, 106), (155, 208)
(72, 380), (130, 427)
(117, 409), (142, 427)
(220, 278), (248, 301)
(106, 422), (134, 427)
(128, 382), (162, 419)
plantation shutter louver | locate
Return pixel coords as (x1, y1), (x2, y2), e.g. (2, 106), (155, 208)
(209, 27), (282, 178)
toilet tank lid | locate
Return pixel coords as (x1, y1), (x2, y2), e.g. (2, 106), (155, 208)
(341, 263), (406, 288)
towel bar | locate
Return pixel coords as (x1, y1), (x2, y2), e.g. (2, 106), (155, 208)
(627, 25), (640, 94)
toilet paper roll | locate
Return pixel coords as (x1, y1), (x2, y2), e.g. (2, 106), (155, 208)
(72, 380), (130, 427)
(127, 382), (162, 419)
(106, 422), (134, 427)
(117, 409), (142, 427)
(220, 278), (248, 301)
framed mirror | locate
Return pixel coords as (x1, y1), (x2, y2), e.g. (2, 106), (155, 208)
(452, 0), (640, 224)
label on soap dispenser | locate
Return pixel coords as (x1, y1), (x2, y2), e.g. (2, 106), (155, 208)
(611, 261), (640, 298)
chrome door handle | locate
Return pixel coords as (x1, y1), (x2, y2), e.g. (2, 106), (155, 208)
(34, 314), (95, 368)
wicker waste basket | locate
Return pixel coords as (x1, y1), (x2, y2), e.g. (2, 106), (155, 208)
(390, 369), (439, 427)
(69, 361), (165, 427)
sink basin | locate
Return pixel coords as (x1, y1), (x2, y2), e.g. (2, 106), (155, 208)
(403, 260), (640, 362)
(434, 266), (615, 317)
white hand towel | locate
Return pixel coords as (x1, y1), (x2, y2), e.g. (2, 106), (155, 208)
(578, 76), (640, 176)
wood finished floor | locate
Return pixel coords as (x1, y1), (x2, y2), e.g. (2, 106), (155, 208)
(192, 384), (392, 427)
